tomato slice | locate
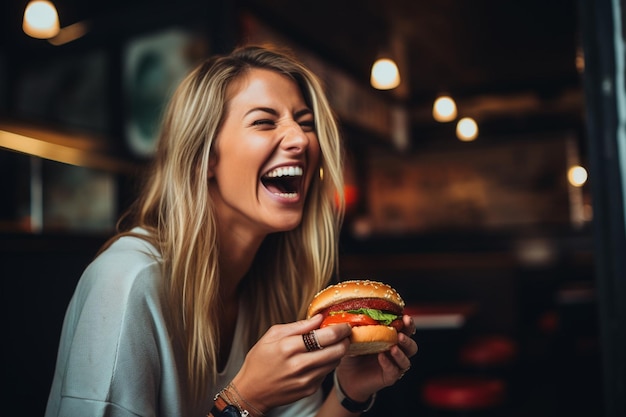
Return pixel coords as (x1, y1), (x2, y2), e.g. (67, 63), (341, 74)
(320, 312), (379, 328)
(389, 318), (404, 332)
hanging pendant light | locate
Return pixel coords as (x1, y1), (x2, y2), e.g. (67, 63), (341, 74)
(456, 117), (479, 141)
(23, 0), (60, 39)
(370, 58), (401, 90)
(432, 95), (458, 122)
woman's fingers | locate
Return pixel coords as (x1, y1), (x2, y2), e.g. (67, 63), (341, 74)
(389, 343), (412, 371)
(311, 323), (352, 349)
(401, 314), (417, 337)
(398, 332), (418, 357)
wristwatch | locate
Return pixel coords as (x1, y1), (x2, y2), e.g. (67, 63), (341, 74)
(333, 371), (376, 413)
(209, 394), (247, 417)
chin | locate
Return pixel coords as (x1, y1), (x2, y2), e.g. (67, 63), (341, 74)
(272, 217), (303, 233)
(256, 211), (303, 234)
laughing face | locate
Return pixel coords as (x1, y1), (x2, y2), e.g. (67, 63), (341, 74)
(208, 68), (321, 240)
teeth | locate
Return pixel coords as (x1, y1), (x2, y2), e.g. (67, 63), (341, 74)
(275, 192), (298, 199)
(265, 166), (303, 178)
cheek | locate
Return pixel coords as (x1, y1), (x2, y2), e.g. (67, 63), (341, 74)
(309, 136), (321, 167)
(312, 150), (322, 181)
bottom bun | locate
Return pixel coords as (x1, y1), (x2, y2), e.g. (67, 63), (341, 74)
(348, 325), (398, 356)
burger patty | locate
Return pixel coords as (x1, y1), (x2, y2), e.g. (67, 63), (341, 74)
(319, 298), (403, 318)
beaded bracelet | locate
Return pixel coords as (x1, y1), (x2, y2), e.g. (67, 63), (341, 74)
(228, 382), (265, 417)
(209, 382), (265, 417)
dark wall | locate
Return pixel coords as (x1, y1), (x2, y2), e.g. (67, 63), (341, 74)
(1, 234), (107, 416)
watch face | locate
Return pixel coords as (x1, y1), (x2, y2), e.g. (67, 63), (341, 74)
(221, 405), (241, 417)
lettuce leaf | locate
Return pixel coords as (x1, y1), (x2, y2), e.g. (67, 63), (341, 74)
(331, 308), (399, 325)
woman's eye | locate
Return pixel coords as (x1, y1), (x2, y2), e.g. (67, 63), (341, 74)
(299, 120), (315, 131)
(252, 119), (275, 127)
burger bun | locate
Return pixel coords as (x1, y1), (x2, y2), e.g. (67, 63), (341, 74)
(307, 280), (405, 318)
(348, 325), (399, 356)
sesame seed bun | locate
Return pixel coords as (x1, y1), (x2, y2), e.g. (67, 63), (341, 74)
(307, 279), (405, 318)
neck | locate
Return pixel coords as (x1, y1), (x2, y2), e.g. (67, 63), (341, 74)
(217, 225), (265, 301)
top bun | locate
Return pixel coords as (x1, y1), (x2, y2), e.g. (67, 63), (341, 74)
(307, 279), (405, 318)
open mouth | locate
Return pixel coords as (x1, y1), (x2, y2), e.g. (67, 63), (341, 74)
(261, 165), (304, 199)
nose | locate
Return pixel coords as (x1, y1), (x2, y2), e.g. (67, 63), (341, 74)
(280, 122), (309, 153)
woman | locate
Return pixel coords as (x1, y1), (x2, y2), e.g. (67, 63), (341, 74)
(45, 45), (417, 417)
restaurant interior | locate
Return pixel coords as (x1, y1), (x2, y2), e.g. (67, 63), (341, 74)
(1, 0), (624, 416)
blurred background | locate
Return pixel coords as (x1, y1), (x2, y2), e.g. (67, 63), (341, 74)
(1, 0), (624, 416)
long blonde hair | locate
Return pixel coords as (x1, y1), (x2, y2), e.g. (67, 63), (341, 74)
(112, 45), (344, 401)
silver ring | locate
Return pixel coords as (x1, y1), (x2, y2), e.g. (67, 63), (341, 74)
(302, 330), (323, 352)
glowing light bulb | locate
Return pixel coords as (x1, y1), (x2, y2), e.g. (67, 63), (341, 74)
(23, 0), (60, 39)
(433, 96), (457, 122)
(370, 58), (400, 90)
(568, 165), (588, 187)
(456, 117), (478, 141)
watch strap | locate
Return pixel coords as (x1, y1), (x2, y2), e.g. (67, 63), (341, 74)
(333, 371), (376, 413)
(209, 394), (246, 417)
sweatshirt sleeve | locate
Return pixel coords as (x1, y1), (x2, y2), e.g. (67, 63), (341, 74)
(45, 237), (187, 417)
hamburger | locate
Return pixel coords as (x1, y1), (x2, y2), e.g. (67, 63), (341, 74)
(306, 279), (405, 355)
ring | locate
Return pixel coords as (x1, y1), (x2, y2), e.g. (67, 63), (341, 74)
(302, 330), (323, 352)
(399, 366), (411, 379)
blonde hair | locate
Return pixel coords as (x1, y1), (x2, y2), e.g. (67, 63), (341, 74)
(112, 45), (344, 401)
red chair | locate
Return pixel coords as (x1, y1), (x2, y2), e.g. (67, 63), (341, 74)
(422, 375), (506, 414)
(459, 334), (518, 370)
(421, 335), (517, 415)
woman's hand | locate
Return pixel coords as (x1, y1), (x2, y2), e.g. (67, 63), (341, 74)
(335, 314), (418, 402)
(231, 314), (352, 413)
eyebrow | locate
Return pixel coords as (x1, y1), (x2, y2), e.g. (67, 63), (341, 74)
(245, 107), (313, 118)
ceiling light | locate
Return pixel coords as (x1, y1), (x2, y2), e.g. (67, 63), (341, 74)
(456, 117), (478, 141)
(23, 0), (60, 39)
(432, 95), (458, 122)
(568, 165), (588, 187)
(370, 58), (401, 90)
